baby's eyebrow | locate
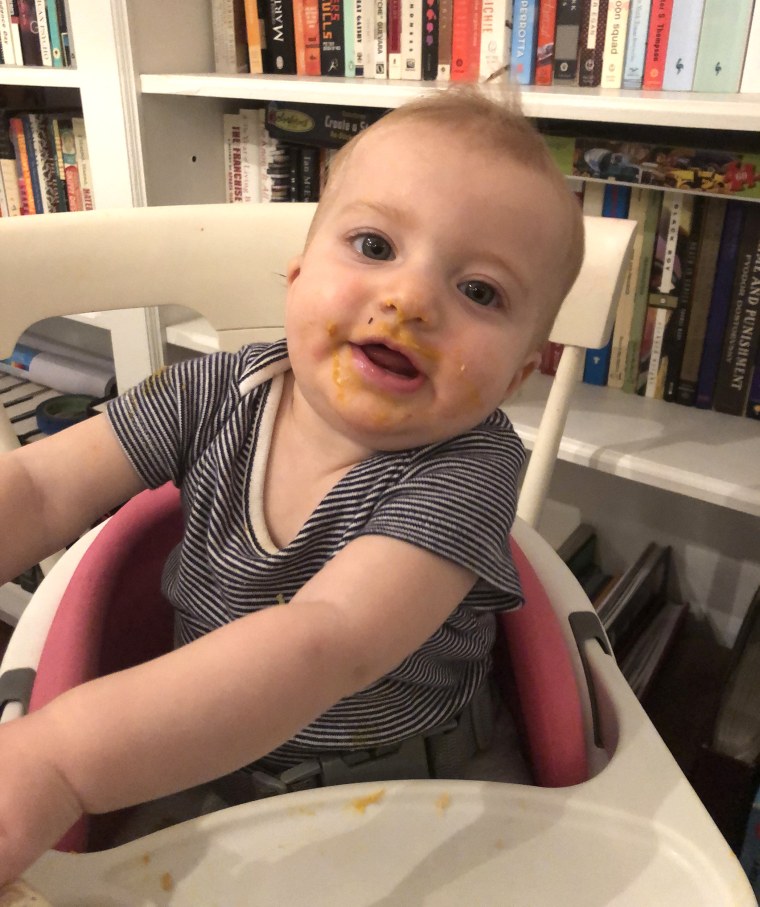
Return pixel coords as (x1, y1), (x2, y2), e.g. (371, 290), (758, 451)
(343, 199), (414, 226)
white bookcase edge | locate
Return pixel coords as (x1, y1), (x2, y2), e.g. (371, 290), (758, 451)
(138, 74), (760, 131)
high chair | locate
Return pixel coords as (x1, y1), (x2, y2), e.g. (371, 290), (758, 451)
(0, 204), (754, 905)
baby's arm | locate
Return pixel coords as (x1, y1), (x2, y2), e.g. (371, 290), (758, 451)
(0, 532), (476, 883)
(0, 414), (146, 584)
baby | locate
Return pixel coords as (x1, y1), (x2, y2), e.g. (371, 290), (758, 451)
(0, 84), (584, 881)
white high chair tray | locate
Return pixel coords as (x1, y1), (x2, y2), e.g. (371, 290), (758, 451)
(25, 779), (749, 905)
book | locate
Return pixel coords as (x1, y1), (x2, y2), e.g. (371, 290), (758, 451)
(578, 0), (608, 86)
(740, 3), (760, 94)
(8, 0), (23, 64)
(618, 599), (688, 700)
(422, 0), (441, 80)
(55, 0), (72, 65)
(25, 111), (59, 213)
(663, 195), (706, 403)
(54, 115), (82, 212)
(16, 0), (41, 65)
(371, 0), (388, 77)
(0, 0), (16, 64)
(243, 0), (265, 73)
(319, 0), (344, 74)
(19, 113), (44, 214)
(695, 202), (746, 410)
(747, 347), (760, 419)
(555, 520), (595, 565)
(539, 339), (563, 376)
(674, 198), (727, 407)
(0, 114), (21, 217)
(387, 0), (401, 77)
(596, 542), (671, 657)
(400, 0), (423, 79)
(692, 0), (755, 93)
(534, 0), (557, 85)
(342, 0), (357, 76)
(622, 189), (661, 394)
(451, 0), (483, 81)
(33, 0), (52, 65)
(660, 0), (704, 91)
(607, 187), (652, 389)
(639, 191), (693, 398)
(600, 0), (630, 88)
(353, 0), (365, 75)
(641, 0), (672, 89)
(552, 0), (583, 83)
(620, 0), (651, 89)
(8, 115), (34, 215)
(264, 0), (297, 72)
(211, 0), (249, 73)
(584, 182), (630, 386)
(71, 116), (94, 210)
(436, 0), (453, 78)
(509, 0), (539, 84)
(265, 100), (383, 149)
(47, 114), (68, 211)
(712, 204), (760, 416)
(479, 0), (510, 80)
(44, 0), (63, 66)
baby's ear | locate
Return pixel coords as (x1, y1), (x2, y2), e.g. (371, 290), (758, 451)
(504, 351), (541, 400)
(286, 255), (303, 286)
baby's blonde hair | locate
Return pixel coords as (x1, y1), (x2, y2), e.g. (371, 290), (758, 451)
(310, 84), (585, 344)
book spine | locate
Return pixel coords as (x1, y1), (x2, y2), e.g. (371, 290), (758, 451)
(479, 0), (508, 79)
(675, 198), (727, 407)
(622, 190), (661, 393)
(71, 116), (94, 210)
(607, 186), (649, 389)
(436, 0), (454, 78)
(423, 0), (441, 80)
(48, 115), (68, 211)
(712, 205), (760, 415)
(695, 203), (746, 409)
(27, 111), (58, 212)
(510, 0), (539, 83)
(372, 0), (387, 76)
(693, 0), (754, 93)
(578, 0), (608, 86)
(451, 0), (482, 81)
(19, 114), (43, 214)
(641, 0), (672, 89)
(400, 0), (423, 79)
(44, 0), (62, 65)
(223, 113), (243, 203)
(620, 0), (650, 89)
(534, 0), (558, 85)
(16, 0), (41, 64)
(55, 0), (71, 65)
(299, 146), (321, 201)
(660, 0), (704, 91)
(354, 0), (365, 75)
(8, 117), (32, 214)
(0, 0), (16, 64)
(387, 0), (402, 76)
(740, 3), (760, 93)
(243, 0), (264, 72)
(57, 117), (81, 211)
(8, 0), (22, 63)
(553, 0), (583, 82)
(33, 0), (51, 64)
(663, 195), (705, 402)
(746, 347), (760, 419)
(600, 0), (630, 88)
(212, 0), (249, 73)
(263, 0), (296, 72)
(344, 0), (357, 74)
(0, 157), (21, 215)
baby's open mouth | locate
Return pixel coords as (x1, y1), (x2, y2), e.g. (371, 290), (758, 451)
(359, 343), (420, 378)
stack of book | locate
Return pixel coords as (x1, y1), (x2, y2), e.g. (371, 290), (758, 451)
(0, 0), (74, 67)
(538, 153), (760, 422)
(210, 0), (760, 91)
(0, 109), (94, 216)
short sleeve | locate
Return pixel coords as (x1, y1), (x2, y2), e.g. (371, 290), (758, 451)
(359, 412), (526, 612)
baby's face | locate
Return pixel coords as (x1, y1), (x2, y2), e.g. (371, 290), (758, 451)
(285, 121), (568, 452)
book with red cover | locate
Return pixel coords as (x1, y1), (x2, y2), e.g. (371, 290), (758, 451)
(534, 0), (558, 85)
(641, 0), (673, 89)
(450, 0), (482, 80)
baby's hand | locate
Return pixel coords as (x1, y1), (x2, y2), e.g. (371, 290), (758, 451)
(0, 716), (82, 887)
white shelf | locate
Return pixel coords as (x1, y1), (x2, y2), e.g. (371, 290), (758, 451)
(139, 73), (760, 130)
(0, 65), (81, 89)
(509, 374), (760, 518)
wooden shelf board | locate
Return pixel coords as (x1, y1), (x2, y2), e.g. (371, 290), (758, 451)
(139, 74), (760, 130)
(0, 65), (82, 89)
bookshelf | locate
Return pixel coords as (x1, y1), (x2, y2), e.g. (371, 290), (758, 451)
(1, 0), (759, 644)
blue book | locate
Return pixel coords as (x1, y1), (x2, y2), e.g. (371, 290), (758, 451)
(20, 114), (43, 216)
(585, 184), (631, 386)
(510, 0), (539, 84)
(695, 201), (746, 409)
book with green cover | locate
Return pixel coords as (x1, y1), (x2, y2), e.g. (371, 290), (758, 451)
(692, 0), (755, 93)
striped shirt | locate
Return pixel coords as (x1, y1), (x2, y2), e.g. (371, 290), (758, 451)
(108, 340), (525, 767)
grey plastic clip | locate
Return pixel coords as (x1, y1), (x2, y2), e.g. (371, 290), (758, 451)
(0, 667), (36, 719)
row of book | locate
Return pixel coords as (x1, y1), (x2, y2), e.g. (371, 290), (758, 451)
(0, 0), (74, 67)
(0, 109), (94, 216)
(514, 0), (760, 93)
(213, 0), (760, 92)
(541, 181), (760, 421)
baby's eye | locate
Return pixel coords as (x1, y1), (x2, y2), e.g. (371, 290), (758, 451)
(352, 233), (394, 261)
(458, 280), (498, 307)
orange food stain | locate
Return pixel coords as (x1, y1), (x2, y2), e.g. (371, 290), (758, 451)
(160, 872), (174, 892)
(350, 788), (385, 814)
(435, 792), (451, 813)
